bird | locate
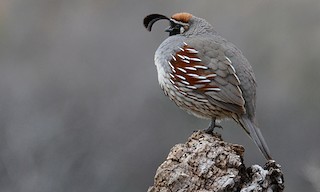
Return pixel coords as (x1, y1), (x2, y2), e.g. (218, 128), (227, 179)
(143, 12), (272, 160)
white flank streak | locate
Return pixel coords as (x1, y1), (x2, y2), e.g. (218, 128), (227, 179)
(173, 85), (179, 90)
(229, 64), (236, 73)
(190, 58), (202, 62)
(182, 59), (190, 64)
(186, 48), (198, 53)
(237, 87), (243, 94)
(234, 74), (241, 84)
(169, 73), (175, 78)
(195, 76), (206, 79)
(188, 95), (208, 103)
(225, 56), (232, 64)
(187, 73), (206, 79)
(183, 56), (190, 60)
(186, 85), (197, 90)
(168, 61), (174, 68)
(178, 47), (184, 51)
(185, 67), (197, 71)
(169, 78), (175, 84)
(177, 67), (187, 73)
(206, 74), (217, 78)
(170, 54), (177, 61)
(204, 87), (221, 91)
(196, 79), (211, 83)
(189, 95), (200, 100)
(183, 42), (188, 45)
(194, 65), (207, 69)
(181, 80), (190, 85)
(176, 74), (186, 80)
(179, 91), (187, 95)
(177, 54), (185, 59)
(187, 73), (199, 77)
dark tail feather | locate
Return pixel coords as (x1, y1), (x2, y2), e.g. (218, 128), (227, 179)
(239, 117), (272, 160)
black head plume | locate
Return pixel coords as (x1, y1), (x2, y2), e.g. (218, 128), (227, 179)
(144, 14), (170, 31)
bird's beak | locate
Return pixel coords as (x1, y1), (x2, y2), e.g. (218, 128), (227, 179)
(144, 14), (170, 31)
(165, 25), (174, 33)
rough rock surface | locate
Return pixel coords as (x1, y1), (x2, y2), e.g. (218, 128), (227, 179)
(147, 131), (284, 192)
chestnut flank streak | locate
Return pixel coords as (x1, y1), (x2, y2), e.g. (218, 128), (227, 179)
(168, 44), (220, 93)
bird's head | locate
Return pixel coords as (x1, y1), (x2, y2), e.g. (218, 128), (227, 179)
(143, 12), (215, 36)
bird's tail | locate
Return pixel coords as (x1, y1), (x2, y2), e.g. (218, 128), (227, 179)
(239, 117), (272, 160)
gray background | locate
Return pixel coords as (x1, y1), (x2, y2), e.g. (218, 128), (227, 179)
(0, 0), (320, 191)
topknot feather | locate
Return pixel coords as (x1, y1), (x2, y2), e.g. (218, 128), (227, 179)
(171, 12), (193, 23)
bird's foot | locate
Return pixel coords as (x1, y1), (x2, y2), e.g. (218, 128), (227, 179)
(204, 119), (222, 134)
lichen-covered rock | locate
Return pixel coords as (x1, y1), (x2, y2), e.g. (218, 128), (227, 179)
(147, 131), (284, 192)
(241, 161), (284, 192)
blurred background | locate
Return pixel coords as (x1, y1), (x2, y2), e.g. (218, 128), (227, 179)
(0, 0), (319, 191)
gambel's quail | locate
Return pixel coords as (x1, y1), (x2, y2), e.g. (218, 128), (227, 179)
(143, 12), (272, 160)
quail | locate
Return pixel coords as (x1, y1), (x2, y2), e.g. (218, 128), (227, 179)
(143, 12), (272, 160)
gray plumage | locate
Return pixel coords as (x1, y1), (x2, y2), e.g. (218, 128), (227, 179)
(144, 13), (272, 160)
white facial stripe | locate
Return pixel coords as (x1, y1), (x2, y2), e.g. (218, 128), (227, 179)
(170, 19), (189, 26)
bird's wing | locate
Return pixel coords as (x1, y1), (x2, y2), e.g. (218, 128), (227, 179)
(167, 38), (246, 115)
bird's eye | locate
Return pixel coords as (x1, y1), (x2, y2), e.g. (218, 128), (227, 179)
(167, 23), (189, 36)
(180, 25), (189, 34)
(180, 26), (185, 34)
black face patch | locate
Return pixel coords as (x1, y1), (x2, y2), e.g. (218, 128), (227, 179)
(166, 21), (184, 36)
(170, 24), (183, 36)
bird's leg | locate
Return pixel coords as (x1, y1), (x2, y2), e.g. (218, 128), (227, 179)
(205, 118), (222, 134)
